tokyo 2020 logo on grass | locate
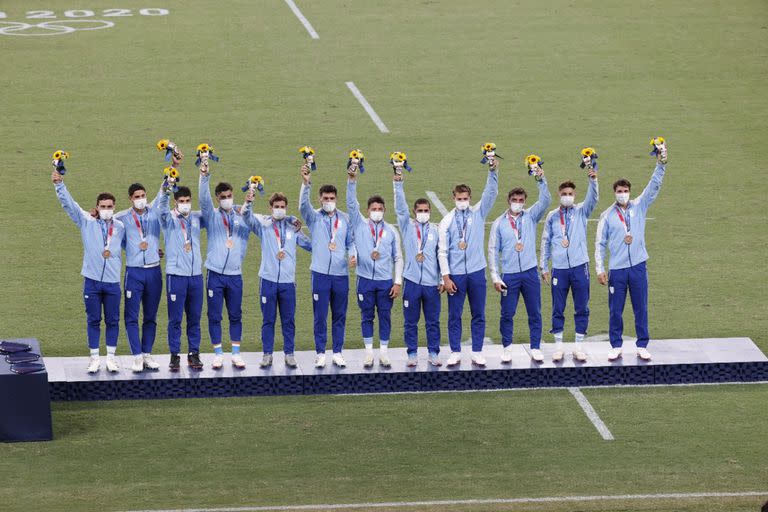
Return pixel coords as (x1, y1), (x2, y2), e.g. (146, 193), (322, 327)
(0, 8), (168, 36)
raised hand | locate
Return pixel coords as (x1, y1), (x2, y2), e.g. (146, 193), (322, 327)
(51, 170), (63, 184)
(300, 164), (311, 185)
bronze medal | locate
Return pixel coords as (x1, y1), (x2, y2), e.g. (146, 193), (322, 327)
(458, 241), (468, 250)
(515, 242), (524, 252)
(371, 250), (380, 261)
(277, 250), (286, 260)
(561, 239), (570, 248)
(624, 234), (633, 245)
(328, 242), (337, 251)
(225, 238), (234, 249)
(102, 249), (111, 259)
(416, 252), (425, 263)
(184, 242), (192, 253)
(139, 241), (149, 251)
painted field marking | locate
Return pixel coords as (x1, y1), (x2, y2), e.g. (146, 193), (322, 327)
(345, 81), (389, 133)
(568, 387), (614, 440)
(425, 191), (448, 215)
(283, 0), (319, 39)
(124, 491), (768, 512)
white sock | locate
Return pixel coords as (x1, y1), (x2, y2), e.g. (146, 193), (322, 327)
(106, 346), (116, 356)
(364, 337), (373, 353)
(575, 333), (585, 344)
(380, 341), (389, 352)
(554, 332), (563, 347)
(90, 348), (99, 358)
(142, 352), (151, 358)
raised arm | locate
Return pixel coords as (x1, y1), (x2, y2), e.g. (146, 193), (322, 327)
(393, 179), (411, 232)
(149, 184), (165, 209)
(580, 172), (599, 217)
(156, 186), (171, 228)
(636, 162), (666, 211)
(346, 178), (363, 227)
(527, 177), (552, 222)
(595, 211), (610, 278)
(299, 182), (317, 227)
(487, 218), (503, 285)
(54, 181), (89, 228)
(478, 168), (499, 219)
(199, 173), (214, 220)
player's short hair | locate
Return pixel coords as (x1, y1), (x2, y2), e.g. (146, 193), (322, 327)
(318, 184), (337, 196)
(413, 198), (430, 210)
(507, 188), (527, 200)
(453, 184), (471, 196)
(367, 195), (385, 208)
(96, 192), (115, 205)
(174, 186), (192, 200)
(214, 182), (233, 196)
(559, 180), (576, 191)
(613, 179), (632, 191)
(269, 192), (288, 206)
(128, 183), (146, 197)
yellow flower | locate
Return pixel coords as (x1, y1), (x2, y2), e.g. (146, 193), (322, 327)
(650, 136), (665, 146)
(52, 150), (69, 160)
(390, 151), (406, 162)
(349, 149), (364, 159)
(250, 175), (263, 184)
(581, 147), (595, 157)
(197, 143), (211, 153)
(483, 143), (496, 152)
(299, 146), (314, 155)
(526, 154), (541, 166)
(164, 166), (179, 178)
(157, 139), (169, 151)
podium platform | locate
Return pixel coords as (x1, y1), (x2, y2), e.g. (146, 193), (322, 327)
(39, 337), (768, 401)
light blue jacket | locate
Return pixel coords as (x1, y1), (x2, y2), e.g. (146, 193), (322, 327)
(394, 180), (440, 287)
(241, 202), (311, 283)
(488, 178), (551, 281)
(55, 182), (126, 283)
(347, 180), (403, 284)
(595, 163), (666, 273)
(299, 182), (353, 276)
(199, 174), (251, 276)
(157, 192), (204, 277)
(438, 169), (499, 276)
(540, 177), (599, 271)
(115, 187), (164, 268)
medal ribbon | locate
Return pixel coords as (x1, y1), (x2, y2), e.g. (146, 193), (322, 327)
(414, 221), (429, 252)
(559, 207), (571, 240)
(131, 209), (146, 241)
(455, 210), (469, 244)
(177, 211), (191, 245)
(272, 219), (286, 250)
(507, 212), (521, 242)
(614, 206), (631, 234)
(325, 213), (340, 244)
(220, 209), (233, 239)
(369, 220), (384, 250)
(101, 220), (114, 250)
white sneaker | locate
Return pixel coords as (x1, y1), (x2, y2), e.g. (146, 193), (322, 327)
(530, 349), (544, 363)
(212, 354), (224, 369)
(446, 352), (461, 367)
(106, 354), (120, 372)
(363, 352), (374, 368)
(637, 347), (652, 361)
(500, 345), (513, 363)
(406, 355), (418, 367)
(608, 347), (623, 361)
(87, 356), (100, 374)
(231, 354), (246, 369)
(428, 353), (442, 367)
(379, 352), (391, 368)
(332, 353), (346, 367)
(552, 350), (564, 362)
(142, 354), (160, 370)
(572, 349), (588, 362)
(131, 355), (144, 373)
(314, 353), (326, 368)
(471, 352), (486, 367)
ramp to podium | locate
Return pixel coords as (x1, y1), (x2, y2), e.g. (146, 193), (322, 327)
(40, 337), (768, 401)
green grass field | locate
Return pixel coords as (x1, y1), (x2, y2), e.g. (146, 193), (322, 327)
(1, 0), (767, 510)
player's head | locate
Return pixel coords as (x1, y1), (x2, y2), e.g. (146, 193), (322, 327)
(96, 192), (116, 220)
(174, 186), (193, 215)
(559, 180), (576, 208)
(367, 195), (385, 222)
(507, 188), (527, 214)
(613, 178), (632, 205)
(215, 182), (234, 211)
(452, 184), (471, 211)
(269, 192), (288, 220)
(318, 184), (337, 213)
(413, 198), (431, 223)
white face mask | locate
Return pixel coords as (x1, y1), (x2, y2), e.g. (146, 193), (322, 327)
(509, 202), (524, 214)
(177, 203), (192, 215)
(322, 201), (336, 213)
(455, 200), (470, 211)
(132, 197), (147, 210)
(219, 198), (234, 210)
(560, 195), (575, 208)
(272, 208), (286, 220)
(615, 192), (630, 205)
(415, 212), (430, 224)
(99, 209), (114, 221)
(369, 211), (384, 222)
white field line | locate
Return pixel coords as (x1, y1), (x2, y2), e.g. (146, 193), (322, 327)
(283, 0), (319, 39)
(425, 191), (448, 215)
(123, 491), (768, 512)
(568, 387), (614, 440)
(345, 81), (390, 133)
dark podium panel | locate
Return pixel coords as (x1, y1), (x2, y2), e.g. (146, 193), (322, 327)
(0, 339), (53, 442)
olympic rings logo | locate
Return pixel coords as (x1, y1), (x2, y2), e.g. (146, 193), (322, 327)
(0, 20), (115, 36)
